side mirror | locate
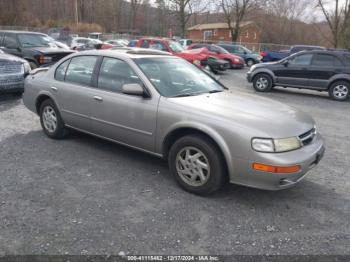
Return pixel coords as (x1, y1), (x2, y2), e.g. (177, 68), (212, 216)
(122, 83), (146, 97)
(282, 60), (289, 67)
(243, 51), (247, 55)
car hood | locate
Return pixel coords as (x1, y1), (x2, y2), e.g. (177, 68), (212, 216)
(165, 91), (314, 138)
(28, 47), (73, 54)
(0, 53), (26, 64)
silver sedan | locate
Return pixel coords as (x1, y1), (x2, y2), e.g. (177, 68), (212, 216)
(23, 49), (325, 195)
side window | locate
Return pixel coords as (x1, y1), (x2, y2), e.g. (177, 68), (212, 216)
(65, 56), (97, 86)
(289, 54), (313, 66)
(98, 57), (142, 93)
(0, 32), (4, 45)
(150, 41), (167, 52)
(3, 34), (18, 48)
(312, 54), (342, 67)
(141, 40), (149, 48)
(55, 59), (71, 81)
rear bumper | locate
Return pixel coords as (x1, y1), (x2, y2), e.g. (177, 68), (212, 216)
(229, 134), (325, 190)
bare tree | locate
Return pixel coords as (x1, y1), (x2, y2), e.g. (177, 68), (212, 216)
(167, 0), (203, 38)
(130, 0), (143, 30)
(219, 0), (254, 42)
(317, 0), (350, 48)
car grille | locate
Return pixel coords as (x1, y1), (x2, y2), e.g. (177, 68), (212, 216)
(0, 62), (23, 75)
(299, 128), (316, 146)
(49, 53), (70, 62)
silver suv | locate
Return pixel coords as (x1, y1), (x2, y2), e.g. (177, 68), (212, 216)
(23, 49), (325, 195)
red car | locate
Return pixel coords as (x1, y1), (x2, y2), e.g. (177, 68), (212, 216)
(136, 38), (208, 64)
(187, 43), (245, 69)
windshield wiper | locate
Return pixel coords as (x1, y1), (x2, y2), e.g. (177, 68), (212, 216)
(171, 92), (204, 98)
(208, 90), (223, 94)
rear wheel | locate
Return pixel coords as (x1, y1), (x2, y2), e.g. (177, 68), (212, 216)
(329, 81), (349, 101)
(168, 135), (226, 195)
(39, 99), (68, 139)
(253, 73), (273, 92)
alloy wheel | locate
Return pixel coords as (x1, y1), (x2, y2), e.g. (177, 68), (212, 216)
(256, 77), (269, 90)
(175, 146), (211, 187)
(333, 85), (349, 99)
(42, 106), (57, 133)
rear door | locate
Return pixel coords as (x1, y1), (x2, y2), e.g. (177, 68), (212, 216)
(52, 55), (98, 131)
(274, 53), (313, 87)
(308, 53), (343, 89)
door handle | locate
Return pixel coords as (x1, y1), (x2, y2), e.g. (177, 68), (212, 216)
(93, 96), (103, 102)
(50, 86), (58, 92)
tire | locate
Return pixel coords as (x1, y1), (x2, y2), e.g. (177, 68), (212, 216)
(210, 67), (218, 74)
(168, 135), (226, 195)
(328, 81), (350, 101)
(39, 99), (68, 139)
(246, 59), (254, 67)
(253, 73), (273, 92)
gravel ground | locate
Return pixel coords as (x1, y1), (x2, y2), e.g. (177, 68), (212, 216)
(0, 69), (349, 256)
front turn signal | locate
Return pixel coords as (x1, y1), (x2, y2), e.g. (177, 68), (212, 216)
(252, 163), (301, 174)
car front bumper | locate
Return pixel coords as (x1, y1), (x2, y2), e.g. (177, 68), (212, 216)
(0, 75), (24, 93)
(229, 134), (325, 190)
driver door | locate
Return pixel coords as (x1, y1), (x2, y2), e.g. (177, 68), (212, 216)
(90, 57), (159, 152)
(274, 53), (313, 87)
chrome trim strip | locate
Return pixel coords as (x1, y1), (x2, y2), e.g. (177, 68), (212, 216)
(65, 124), (162, 158)
(62, 109), (153, 136)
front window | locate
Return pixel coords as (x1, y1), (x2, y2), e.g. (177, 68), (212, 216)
(135, 57), (224, 97)
(168, 41), (184, 53)
(18, 34), (55, 48)
(288, 54), (313, 66)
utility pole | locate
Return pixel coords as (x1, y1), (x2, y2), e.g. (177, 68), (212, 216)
(74, 0), (79, 24)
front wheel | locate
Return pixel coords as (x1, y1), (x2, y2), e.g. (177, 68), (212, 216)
(39, 99), (68, 139)
(253, 73), (273, 92)
(329, 81), (349, 101)
(246, 59), (255, 67)
(168, 135), (226, 195)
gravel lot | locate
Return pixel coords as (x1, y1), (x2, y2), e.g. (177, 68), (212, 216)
(0, 68), (349, 256)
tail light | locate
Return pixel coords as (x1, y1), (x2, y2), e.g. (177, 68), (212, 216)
(39, 55), (52, 64)
(260, 52), (267, 57)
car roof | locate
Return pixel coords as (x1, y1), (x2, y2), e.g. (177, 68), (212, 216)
(71, 48), (174, 59)
(0, 30), (46, 35)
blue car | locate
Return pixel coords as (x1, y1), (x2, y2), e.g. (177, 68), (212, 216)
(218, 44), (262, 66)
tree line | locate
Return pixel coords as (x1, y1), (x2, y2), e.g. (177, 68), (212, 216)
(0, 0), (348, 48)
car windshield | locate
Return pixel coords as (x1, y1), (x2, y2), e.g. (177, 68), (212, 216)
(241, 46), (252, 53)
(213, 45), (229, 54)
(135, 57), (225, 97)
(18, 34), (56, 48)
(168, 41), (184, 53)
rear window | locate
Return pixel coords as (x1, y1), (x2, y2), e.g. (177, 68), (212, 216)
(312, 54), (342, 67)
(55, 59), (70, 81)
(65, 56), (98, 86)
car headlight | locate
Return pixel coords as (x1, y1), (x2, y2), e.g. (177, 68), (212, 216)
(23, 62), (31, 74)
(252, 137), (302, 153)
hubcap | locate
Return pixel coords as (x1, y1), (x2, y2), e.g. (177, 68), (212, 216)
(42, 106), (57, 133)
(247, 60), (254, 66)
(256, 77), (269, 89)
(175, 147), (210, 187)
(333, 85), (348, 99)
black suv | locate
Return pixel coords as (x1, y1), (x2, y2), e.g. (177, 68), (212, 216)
(247, 50), (350, 101)
(0, 30), (73, 69)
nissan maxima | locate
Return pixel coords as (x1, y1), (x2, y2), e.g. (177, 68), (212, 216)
(23, 49), (325, 195)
